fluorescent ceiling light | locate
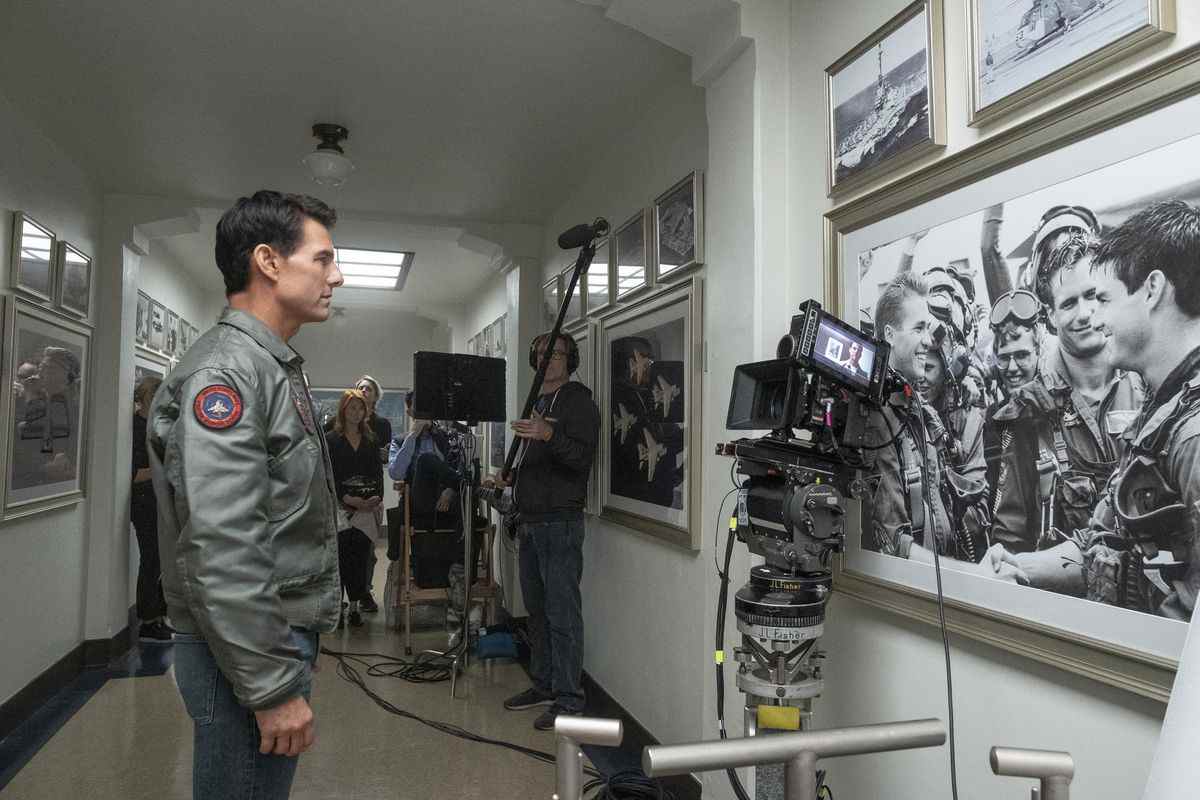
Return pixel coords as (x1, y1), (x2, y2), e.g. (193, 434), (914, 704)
(339, 263), (402, 279)
(338, 248), (408, 265)
(341, 276), (399, 289)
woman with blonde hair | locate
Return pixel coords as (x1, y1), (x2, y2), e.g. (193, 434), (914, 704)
(326, 389), (383, 627)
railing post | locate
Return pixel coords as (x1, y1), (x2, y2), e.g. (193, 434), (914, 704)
(553, 716), (624, 800)
(989, 746), (1074, 800)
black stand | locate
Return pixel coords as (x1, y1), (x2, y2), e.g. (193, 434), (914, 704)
(501, 240), (597, 479)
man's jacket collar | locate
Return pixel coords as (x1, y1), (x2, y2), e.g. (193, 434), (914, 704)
(218, 307), (303, 366)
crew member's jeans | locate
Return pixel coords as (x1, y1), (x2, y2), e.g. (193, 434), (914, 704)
(130, 487), (166, 621)
(518, 517), (585, 712)
(173, 628), (319, 800)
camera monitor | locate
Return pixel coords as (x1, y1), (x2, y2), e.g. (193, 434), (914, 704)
(779, 300), (890, 405)
(412, 352), (506, 423)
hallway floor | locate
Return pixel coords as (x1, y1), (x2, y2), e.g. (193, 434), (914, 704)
(0, 555), (583, 799)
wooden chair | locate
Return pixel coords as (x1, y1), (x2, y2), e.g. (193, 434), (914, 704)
(390, 481), (497, 655)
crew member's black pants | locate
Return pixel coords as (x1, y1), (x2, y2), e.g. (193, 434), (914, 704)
(409, 452), (462, 532)
(130, 486), (166, 622)
(338, 527), (373, 602)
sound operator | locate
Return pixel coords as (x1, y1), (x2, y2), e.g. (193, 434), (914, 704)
(487, 331), (599, 732)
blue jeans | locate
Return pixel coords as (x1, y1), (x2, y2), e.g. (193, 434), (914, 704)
(173, 628), (318, 800)
(518, 517), (585, 712)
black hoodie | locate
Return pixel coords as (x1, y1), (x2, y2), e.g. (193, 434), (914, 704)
(512, 381), (600, 521)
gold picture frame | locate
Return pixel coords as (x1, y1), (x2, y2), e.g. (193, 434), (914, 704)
(825, 0), (947, 196)
(968, 0), (1176, 128)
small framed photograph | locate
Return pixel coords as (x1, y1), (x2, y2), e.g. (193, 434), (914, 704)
(177, 319), (192, 355)
(135, 293), (151, 346)
(613, 209), (651, 301)
(55, 242), (93, 321)
(164, 310), (180, 356)
(0, 296), (91, 520)
(968, 0), (1175, 127)
(541, 274), (562, 332)
(825, 0), (946, 195)
(653, 171), (704, 281)
(147, 301), (166, 352)
(561, 264), (584, 327)
(10, 212), (58, 304)
(585, 238), (614, 316)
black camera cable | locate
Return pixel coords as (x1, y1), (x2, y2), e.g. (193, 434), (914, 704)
(894, 411), (961, 800)
(712, 485), (753, 800)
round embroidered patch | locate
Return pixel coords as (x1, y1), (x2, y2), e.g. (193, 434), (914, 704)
(193, 385), (243, 430)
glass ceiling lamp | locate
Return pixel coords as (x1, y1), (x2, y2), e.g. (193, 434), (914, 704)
(301, 123), (355, 188)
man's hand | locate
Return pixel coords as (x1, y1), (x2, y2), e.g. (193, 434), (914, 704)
(254, 695), (315, 757)
(436, 488), (455, 513)
(512, 410), (555, 442)
(482, 472), (510, 489)
(364, 496), (382, 510)
(975, 543), (1029, 584)
(342, 495), (364, 510)
(412, 419), (432, 435)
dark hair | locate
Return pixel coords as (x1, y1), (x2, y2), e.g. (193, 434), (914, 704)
(1034, 231), (1094, 310)
(404, 390), (414, 410)
(1091, 200), (1200, 318)
(874, 272), (928, 338)
(214, 190), (337, 295)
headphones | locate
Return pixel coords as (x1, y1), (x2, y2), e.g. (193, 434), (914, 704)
(528, 330), (580, 374)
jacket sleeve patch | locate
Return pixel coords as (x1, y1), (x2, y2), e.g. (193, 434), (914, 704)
(193, 385), (244, 429)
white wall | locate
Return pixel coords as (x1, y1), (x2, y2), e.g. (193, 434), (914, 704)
(0, 89), (103, 706)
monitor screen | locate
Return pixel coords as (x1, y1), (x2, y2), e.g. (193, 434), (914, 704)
(810, 316), (875, 391)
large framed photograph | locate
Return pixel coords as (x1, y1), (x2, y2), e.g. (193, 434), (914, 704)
(586, 237), (614, 317)
(0, 296), (90, 520)
(10, 212), (58, 304)
(599, 277), (702, 549)
(653, 171), (704, 281)
(572, 321), (600, 515)
(135, 292), (151, 346)
(147, 300), (166, 352)
(823, 88), (1200, 701)
(968, 0), (1175, 127)
(613, 209), (651, 302)
(825, 0), (946, 195)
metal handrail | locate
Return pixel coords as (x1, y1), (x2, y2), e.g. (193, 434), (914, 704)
(990, 746), (1074, 800)
(553, 716), (623, 800)
(643, 718), (945, 800)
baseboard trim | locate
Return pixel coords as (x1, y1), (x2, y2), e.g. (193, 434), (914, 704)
(0, 643), (84, 742)
(582, 671), (703, 800)
(0, 606), (135, 741)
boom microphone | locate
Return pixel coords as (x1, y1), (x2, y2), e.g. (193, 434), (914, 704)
(557, 217), (610, 250)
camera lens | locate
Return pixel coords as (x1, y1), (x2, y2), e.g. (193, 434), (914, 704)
(776, 335), (798, 360)
(763, 380), (789, 425)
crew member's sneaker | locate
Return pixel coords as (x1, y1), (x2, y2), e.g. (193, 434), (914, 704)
(534, 705), (583, 732)
(348, 609), (364, 627)
(503, 687), (554, 711)
(360, 594), (379, 613)
(138, 621), (174, 643)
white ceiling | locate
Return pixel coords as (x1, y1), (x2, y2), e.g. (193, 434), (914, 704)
(0, 0), (692, 224)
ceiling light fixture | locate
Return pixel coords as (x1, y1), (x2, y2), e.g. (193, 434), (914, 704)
(302, 123), (355, 188)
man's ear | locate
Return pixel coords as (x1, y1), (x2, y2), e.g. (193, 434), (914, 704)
(249, 243), (282, 285)
(881, 324), (896, 345)
(1144, 269), (1169, 312)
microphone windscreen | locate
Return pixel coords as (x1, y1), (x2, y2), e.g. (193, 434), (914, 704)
(557, 224), (594, 250)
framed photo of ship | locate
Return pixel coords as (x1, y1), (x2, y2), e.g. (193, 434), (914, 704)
(968, 0), (1175, 127)
(825, 0), (946, 195)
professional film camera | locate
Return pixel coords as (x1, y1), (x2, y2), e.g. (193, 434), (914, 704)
(717, 301), (901, 743)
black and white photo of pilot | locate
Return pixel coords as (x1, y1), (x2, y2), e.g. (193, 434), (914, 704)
(974, 0), (1152, 111)
(135, 292), (151, 345)
(829, 3), (932, 187)
(147, 300), (166, 351)
(816, 329), (875, 383)
(609, 320), (686, 511)
(164, 309), (179, 356)
(853, 127), (1200, 622)
(9, 327), (84, 495)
